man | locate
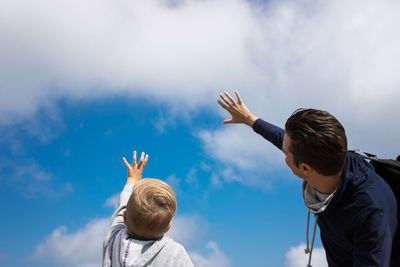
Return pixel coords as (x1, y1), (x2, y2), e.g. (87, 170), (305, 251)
(217, 90), (398, 267)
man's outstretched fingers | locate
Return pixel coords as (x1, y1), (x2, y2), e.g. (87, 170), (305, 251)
(220, 93), (233, 108)
(235, 90), (243, 105)
(217, 100), (230, 111)
(224, 92), (237, 106)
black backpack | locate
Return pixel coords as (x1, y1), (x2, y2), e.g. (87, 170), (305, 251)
(350, 150), (400, 200)
(350, 150), (400, 267)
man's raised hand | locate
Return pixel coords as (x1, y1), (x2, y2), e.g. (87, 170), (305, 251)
(122, 151), (149, 184)
(217, 90), (258, 127)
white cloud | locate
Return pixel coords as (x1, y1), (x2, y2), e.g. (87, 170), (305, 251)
(285, 243), (328, 267)
(169, 214), (231, 267)
(195, 0), (400, 180)
(34, 213), (227, 267)
(0, 0), (263, 121)
(197, 125), (288, 188)
(151, 112), (169, 134)
(103, 193), (120, 209)
(34, 218), (109, 267)
(167, 213), (206, 247)
(190, 241), (232, 267)
(1, 0), (400, 167)
(198, 125), (284, 170)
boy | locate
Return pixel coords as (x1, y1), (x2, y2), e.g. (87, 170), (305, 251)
(103, 151), (194, 267)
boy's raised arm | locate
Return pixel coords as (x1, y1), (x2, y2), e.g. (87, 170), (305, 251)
(103, 151), (148, 257)
(106, 151), (149, 232)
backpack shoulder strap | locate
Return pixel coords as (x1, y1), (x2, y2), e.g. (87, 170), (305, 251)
(349, 149), (378, 161)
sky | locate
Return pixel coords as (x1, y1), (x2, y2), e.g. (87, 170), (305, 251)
(1, 0), (400, 266)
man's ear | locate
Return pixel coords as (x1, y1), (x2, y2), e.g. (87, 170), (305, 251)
(123, 211), (127, 225)
(300, 163), (313, 177)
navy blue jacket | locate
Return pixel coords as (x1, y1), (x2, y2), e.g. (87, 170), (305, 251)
(253, 118), (398, 267)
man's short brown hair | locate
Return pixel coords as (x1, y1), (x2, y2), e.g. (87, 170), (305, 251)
(285, 108), (347, 176)
(126, 179), (177, 240)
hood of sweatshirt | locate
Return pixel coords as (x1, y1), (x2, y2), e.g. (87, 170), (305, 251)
(302, 181), (336, 214)
(118, 231), (170, 267)
(104, 225), (171, 267)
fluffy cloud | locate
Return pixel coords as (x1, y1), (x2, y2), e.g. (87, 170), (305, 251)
(0, 0), (263, 121)
(103, 193), (120, 209)
(190, 241), (232, 267)
(34, 218), (109, 267)
(2, 0), (400, 166)
(34, 197), (228, 266)
(198, 126), (284, 170)
(167, 213), (207, 247)
(285, 243), (328, 267)
(197, 125), (286, 187)
(198, 0), (400, 178)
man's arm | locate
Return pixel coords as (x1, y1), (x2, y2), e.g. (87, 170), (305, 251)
(252, 119), (284, 150)
(217, 90), (284, 150)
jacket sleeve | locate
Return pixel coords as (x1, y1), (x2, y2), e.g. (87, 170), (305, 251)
(103, 184), (134, 250)
(252, 118), (285, 150)
(352, 210), (393, 267)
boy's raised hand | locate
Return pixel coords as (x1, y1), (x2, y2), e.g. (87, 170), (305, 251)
(122, 151), (149, 184)
(217, 90), (258, 127)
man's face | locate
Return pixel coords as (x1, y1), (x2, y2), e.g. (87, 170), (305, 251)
(282, 133), (304, 179)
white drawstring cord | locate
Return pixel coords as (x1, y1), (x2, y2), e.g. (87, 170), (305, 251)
(305, 210), (311, 254)
(305, 210), (319, 267)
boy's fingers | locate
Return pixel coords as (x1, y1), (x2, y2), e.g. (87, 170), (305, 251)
(132, 151), (137, 166)
(122, 157), (130, 167)
(137, 152), (145, 169)
(142, 155), (149, 168)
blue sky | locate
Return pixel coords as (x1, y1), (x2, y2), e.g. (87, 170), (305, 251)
(0, 97), (318, 266)
(1, 0), (400, 266)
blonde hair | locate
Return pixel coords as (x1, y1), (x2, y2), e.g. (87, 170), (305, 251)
(126, 179), (177, 240)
